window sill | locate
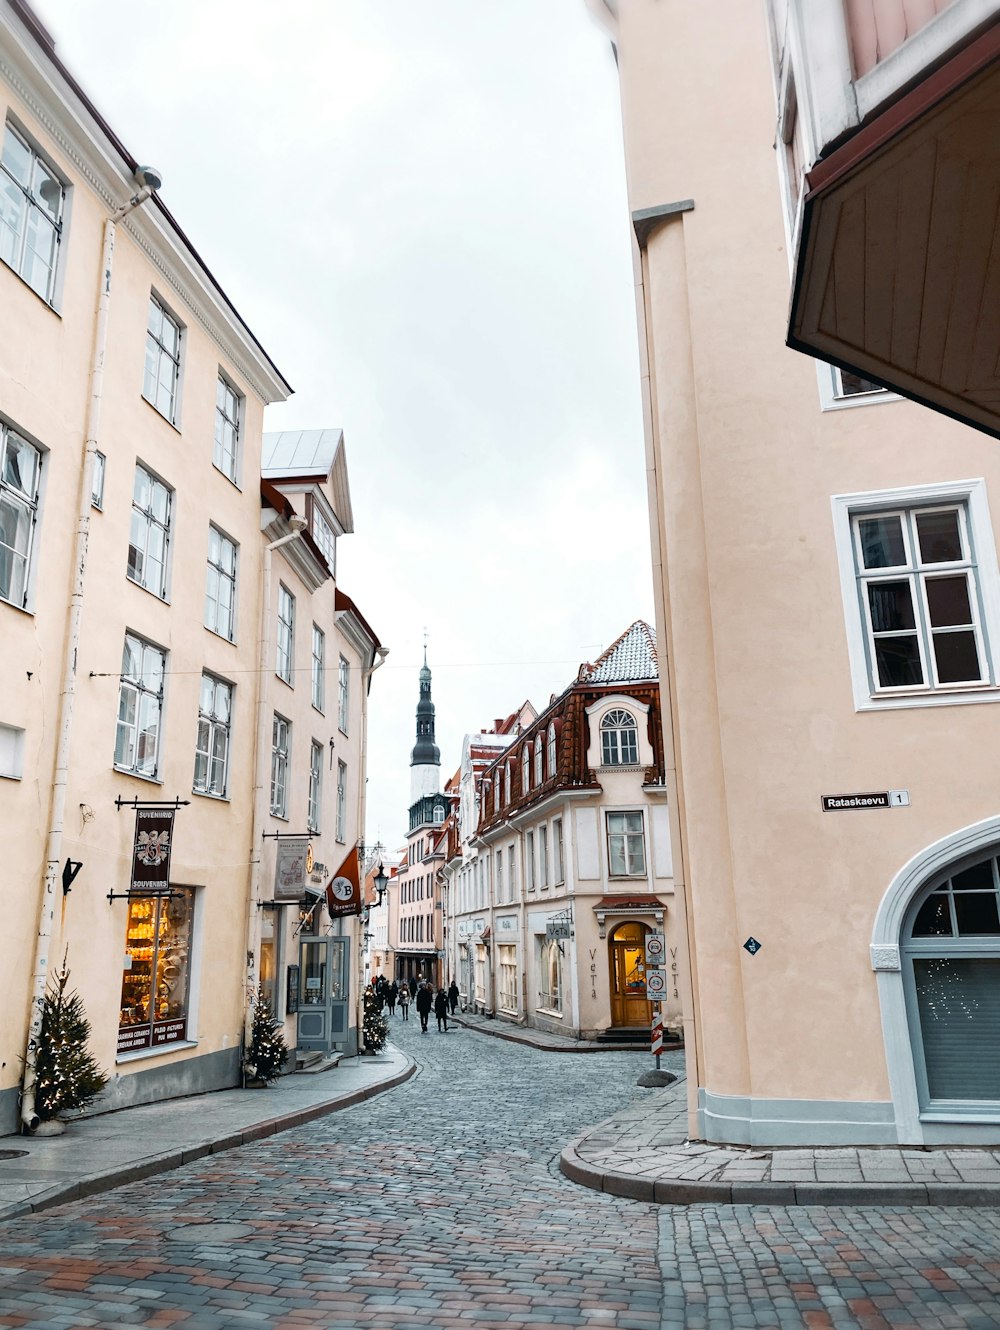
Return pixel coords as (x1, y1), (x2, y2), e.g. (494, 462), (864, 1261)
(126, 574), (170, 605)
(0, 255), (62, 315)
(275, 674), (294, 688)
(536, 1006), (564, 1019)
(117, 1039), (197, 1065)
(211, 462), (242, 490)
(193, 788), (230, 803)
(141, 393), (182, 434)
(857, 686), (1000, 712)
(114, 767), (163, 785)
(205, 626), (236, 646)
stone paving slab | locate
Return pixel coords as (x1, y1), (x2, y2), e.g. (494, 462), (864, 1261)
(0, 1045), (414, 1223)
(560, 1072), (1000, 1207)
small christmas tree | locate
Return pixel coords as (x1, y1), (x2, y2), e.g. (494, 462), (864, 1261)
(244, 987), (288, 1084)
(363, 984), (389, 1053)
(34, 959), (108, 1123)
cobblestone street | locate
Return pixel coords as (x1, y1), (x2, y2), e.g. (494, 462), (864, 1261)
(1, 1021), (1000, 1329)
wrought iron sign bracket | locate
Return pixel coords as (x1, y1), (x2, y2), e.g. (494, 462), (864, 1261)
(262, 830), (313, 840)
(106, 889), (182, 903)
(115, 796), (190, 811)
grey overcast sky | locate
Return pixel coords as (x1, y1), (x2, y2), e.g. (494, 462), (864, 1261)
(35, 0), (653, 851)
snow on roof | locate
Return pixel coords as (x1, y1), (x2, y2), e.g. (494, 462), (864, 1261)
(261, 429), (344, 478)
(579, 621), (658, 685)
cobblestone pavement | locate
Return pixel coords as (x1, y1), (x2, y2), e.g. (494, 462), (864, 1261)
(0, 1020), (999, 1329)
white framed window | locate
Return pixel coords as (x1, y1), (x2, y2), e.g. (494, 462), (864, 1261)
(818, 361), (897, 413)
(521, 744), (530, 796)
(213, 374), (241, 483)
(336, 760), (347, 841)
(601, 709), (639, 765)
(547, 722), (557, 779)
(0, 721), (25, 779)
(276, 584), (294, 684)
(607, 811), (646, 877)
(338, 656), (349, 733)
(312, 506), (336, 572)
(115, 633), (165, 779)
(534, 734), (543, 785)
(833, 480), (1000, 711)
(538, 937), (563, 1014)
(128, 464), (171, 599)
(193, 674), (232, 797)
(538, 824), (549, 888)
(498, 943), (517, 1013)
(270, 713), (290, 817)
(508, 844), (517, 900)
(504, 761), (512, 805)
(0, 424), (40, 609)
(0, 121), (65, 303)
(526, 830), (535, 892)
(205, 525), (237, 642)
(91, 451), (106, 510)
(493, 772), (500, 816)
(308, 740), (323, 833)
(553, 817), (564, 885)
(144, 295), (182, 424)
(311, 625), (325, 712)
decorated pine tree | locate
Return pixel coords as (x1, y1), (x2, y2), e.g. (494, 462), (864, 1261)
(244, 987), (288, 1084)
(363, 985), (389, 1053)
(34, 960), (108, 1123)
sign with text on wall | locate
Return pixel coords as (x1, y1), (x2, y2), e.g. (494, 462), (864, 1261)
(821, 789), (909, 812)
(130, 808), (174, 894)
(274, 838), (310, 901)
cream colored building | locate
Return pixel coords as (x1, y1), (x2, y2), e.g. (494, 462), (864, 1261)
(594, 0), (1000, 1144)
(0, 1), (380, 1131)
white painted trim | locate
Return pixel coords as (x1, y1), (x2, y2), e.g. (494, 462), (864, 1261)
(831, 478), (1000, 712)
(872, 815), (1000, 1142)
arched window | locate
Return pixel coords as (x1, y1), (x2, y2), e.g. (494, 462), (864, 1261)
(534, 734), (543, 785)
(547, 722), (557, 778)
(601, 709), (638, 765)
(903, 849), (1000, 1111)
(493, 773), (500, 815)
(539, 938), (563, 1013)
(434, 803), (444, 825)
(504, 761), (512, 805)
(522, 744), (530, 794)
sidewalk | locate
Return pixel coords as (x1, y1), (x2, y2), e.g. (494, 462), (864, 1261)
(0, 1045), (413, 1224)
(453, 1010), (1000, 1208)
(451, 1007), (681, 1054)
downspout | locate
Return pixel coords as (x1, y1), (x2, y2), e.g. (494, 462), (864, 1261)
(354, 644), (389, 1049)
(243, 516), (308, 1057)
(21, 181), (157, 1132)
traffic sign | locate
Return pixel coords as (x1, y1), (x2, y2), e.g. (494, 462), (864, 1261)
(646, 968), (667, 998)
(644, 932), (665, 967)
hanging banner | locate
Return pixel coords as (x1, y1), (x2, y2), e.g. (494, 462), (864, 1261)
(274, 837), (310, 902)
(130, 808), (174, 894)
(326, 847), (362, 917)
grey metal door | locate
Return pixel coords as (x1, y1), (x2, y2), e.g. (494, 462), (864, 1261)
(296, 937), (349, 1051)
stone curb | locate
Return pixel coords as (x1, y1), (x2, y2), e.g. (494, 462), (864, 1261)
(558, 1137), (1000, 1208)
(450, 1014), (669, 1055)
(0, 1053), (416, 1224)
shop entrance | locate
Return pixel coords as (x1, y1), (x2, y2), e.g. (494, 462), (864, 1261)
(609, 921), (652, 1027)
(296, 936), (350, 1052)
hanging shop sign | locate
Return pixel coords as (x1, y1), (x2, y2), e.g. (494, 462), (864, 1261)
(274, 837), (310, 901)
(130, 808), (174, 894)
(546, 911), (573, 941)
(326, 847), (362, 918)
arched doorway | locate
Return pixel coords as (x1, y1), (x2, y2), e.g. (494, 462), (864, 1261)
(608, 921), (651, 1027)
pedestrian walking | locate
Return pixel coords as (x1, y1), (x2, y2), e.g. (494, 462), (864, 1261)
(387, 980), (398, 1016)
(448, 979), (459, 1015)
(398, 983), (410, 1021)
(434, 987), (449, 1033)
(415, 981), (433, 1033)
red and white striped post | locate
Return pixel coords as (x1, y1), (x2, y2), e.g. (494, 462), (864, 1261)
(651, 1009), (663, 1070)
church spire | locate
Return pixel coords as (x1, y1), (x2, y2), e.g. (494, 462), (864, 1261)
(410, 642), (440, 800)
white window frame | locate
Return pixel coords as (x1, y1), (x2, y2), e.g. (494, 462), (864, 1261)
(270, 713), (290, 817)
(508, 844), (517, 901)
(538, 824), (549, 888)
(143, 294), (183, 425)
(276, 584), (294, 684)
(115, 632), (166, 780)
(534, 734), (543, 785)
(601, 709), (639, 766)
(91, 450), (106, 510)
(607, 810), (647, 878)
(204, 525), (237, 642)
(526, 830), (535, 892)
(0, 120), (66, 305)
(553, 817), (564, 885)
(522, 744), (530, 796)
(538, 937), (563, 1015)
(0, 422), (41, 610)
(498, 943), (518, 1014)
(193, 673), (232, 798)
(312, 506), (336, 573)
(336, 759), (347, 842)
(338, 656), (349, 733)
(832, 480), (1000, 712)
(128, 463), (172, 600)
(213, 373), (242, 484)
(311, 625), (325, 712)
(818, 361), (900, 414)
(308, 739), (323, 833)
(0, 721), (25, 779)
(547, 722), (557, 779)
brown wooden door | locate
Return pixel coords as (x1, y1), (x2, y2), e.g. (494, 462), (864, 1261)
(609, 922), (652, 1026)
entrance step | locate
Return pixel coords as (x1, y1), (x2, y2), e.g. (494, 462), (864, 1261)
(294, 1051), (342, 1074)
(596, 1027), (654, 1045)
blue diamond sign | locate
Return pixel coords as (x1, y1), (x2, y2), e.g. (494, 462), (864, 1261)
(743, 936), (762, 955)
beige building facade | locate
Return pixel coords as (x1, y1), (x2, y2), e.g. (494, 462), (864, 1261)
(593, 0), (1000, 1145)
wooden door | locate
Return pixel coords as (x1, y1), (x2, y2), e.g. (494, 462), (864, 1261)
(609, 922), (652, 1027)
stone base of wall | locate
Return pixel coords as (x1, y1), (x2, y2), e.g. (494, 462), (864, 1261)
(698, 1088), (898, 1146)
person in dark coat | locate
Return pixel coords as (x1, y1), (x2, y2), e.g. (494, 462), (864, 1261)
(448, 980), (459, 1015)
(415, 981), (433, 1033)
(434, 987), (449, 1033)
(387, 981), (398, 1016)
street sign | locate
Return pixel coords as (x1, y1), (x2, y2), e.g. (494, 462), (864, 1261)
(646, 968), (667, 998)
(644, 932), (665, 967)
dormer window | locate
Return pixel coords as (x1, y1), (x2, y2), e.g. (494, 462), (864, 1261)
(547, 722), (557, 778)
(533, 734), (543, 785)
(522, 744), (530, 795)
(311, 506), (336, 573)
(504, 761), (512, 805)
(493, 774), (500, 815)
(601, 709), (638, 765)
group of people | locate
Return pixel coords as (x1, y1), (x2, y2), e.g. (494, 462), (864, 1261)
(369, 975), (460, 1033)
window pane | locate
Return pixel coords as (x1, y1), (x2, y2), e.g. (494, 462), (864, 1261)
(874, 636), (923, 688)
(913, 958), (1000, 1100)
(952, 862), (995, 892)
(926, 575), (973, 628)
(859, 516), (906, 569)
(933, 631), (981, 685)
(916, 510), (962, 564)
(953, 892), (1000, 935)
(1, 129), (30, 183)
(911, 894), (953, 937)
(868, 581), (916, 631)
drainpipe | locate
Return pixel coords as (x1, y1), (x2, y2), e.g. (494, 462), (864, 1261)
(354, 644), (389, 1050)
(243, 516), (308, 1057)
(21, 177), (160, 1132)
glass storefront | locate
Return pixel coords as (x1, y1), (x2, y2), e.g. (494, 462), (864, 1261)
(119, 889), (194, 1055)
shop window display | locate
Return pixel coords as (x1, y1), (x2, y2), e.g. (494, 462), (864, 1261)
(119, 890), (194, 1055)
